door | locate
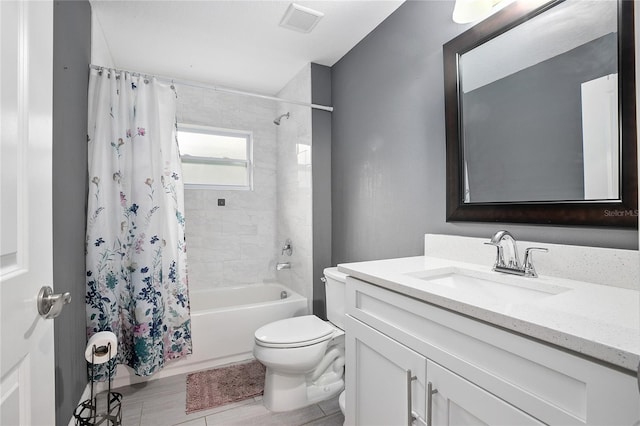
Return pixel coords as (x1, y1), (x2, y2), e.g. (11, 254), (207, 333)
(345, 316), (427, 426)
(1, 0), (56, 424)
(428, 360), (544, 426)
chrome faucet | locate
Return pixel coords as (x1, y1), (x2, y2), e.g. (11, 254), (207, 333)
(486, 230), (521, 270)
(485, 230), (548, 277)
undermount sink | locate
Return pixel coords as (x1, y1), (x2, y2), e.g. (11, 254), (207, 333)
(406, 267), (571, 303)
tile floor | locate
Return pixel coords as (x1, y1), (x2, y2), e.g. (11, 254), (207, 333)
(104, 371), (344, 426)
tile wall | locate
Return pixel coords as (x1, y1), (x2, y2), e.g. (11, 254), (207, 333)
(177, 66), (315, 309)
(176, 85), (279, 292)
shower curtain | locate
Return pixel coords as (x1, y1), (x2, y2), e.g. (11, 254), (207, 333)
(86, 67), (191, 378)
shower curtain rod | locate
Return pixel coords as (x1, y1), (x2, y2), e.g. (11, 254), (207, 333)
(89, 64), (334, 112)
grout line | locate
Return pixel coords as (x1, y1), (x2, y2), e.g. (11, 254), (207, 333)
(298, 404), (328, 426)
(302, 411), (345, 426)
(137, 401), (144, 426)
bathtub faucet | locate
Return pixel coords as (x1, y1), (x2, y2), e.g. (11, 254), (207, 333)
(276, 262), (291, 271)
(281, 239), (293, 256)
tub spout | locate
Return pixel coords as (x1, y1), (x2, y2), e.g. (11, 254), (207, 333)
(276, 262), (291, 271)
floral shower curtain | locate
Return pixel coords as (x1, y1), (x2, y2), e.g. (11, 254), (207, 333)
(86, 67), (191, 377)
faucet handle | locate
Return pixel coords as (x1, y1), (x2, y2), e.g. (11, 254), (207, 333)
(484, 241), (505, 268)
(281, 239), (293, 256)
(523, 247), (548, 277)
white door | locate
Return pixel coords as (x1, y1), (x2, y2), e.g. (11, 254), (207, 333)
(345, 316), (427, 426)
(1, 0), (56, 425)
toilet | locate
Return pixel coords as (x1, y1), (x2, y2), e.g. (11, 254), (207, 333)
(254, 267), (347, 413)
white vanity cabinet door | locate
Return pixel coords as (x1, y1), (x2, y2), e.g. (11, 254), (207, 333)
(429, 360), (544, 426)
(345, 315), (427, 426)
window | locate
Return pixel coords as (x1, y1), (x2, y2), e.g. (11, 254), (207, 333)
(177, 124), (253, 190)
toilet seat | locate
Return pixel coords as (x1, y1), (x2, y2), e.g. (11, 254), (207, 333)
(255, 315), (336, 348)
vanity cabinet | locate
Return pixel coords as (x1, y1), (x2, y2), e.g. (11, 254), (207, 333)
(347, 316), (542, 425)
(344, 276), (640, 426)
(346, 316), (427, 425)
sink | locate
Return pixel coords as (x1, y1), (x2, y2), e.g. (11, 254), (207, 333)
(406, 267), (571, 303)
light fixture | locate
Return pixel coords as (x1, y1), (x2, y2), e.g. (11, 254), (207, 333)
(452, 0), (504, 24)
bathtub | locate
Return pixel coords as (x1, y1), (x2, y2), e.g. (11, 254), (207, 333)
(109, 283), (308, 389)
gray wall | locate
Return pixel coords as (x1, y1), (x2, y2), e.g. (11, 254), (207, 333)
(311, 64), (333, 318)
(53, 1), (91, 424)
(331, 0), (637, 265)
(464, 34), (617, 202)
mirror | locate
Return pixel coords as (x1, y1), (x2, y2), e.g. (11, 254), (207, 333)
(443, 0), (637, 227)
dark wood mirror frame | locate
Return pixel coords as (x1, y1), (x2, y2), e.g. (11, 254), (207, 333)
(443, 0), (637, 228)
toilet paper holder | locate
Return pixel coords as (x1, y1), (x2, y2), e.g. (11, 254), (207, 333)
(73, 341), (122, 425)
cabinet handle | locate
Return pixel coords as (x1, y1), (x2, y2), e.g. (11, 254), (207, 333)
(406, 370), (417, 426)
(427, 381), (438, 426)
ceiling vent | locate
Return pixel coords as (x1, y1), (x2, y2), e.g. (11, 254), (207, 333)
(279, 3), (324, 33)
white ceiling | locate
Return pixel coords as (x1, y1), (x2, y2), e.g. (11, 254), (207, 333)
(90, 0), (405, 95)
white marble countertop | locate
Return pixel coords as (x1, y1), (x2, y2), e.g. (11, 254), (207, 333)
(338, 255), (640, 372)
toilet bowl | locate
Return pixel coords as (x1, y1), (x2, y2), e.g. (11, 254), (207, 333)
(253, 267), (347, 412)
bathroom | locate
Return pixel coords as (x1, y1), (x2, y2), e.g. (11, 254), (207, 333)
(1, 0), (639, 425)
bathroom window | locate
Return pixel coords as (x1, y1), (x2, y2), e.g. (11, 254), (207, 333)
(177, 124), (253, 190)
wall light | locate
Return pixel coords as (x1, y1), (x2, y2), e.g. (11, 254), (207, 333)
(453, 0), (504, 24)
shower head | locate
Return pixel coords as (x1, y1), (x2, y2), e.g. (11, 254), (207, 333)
(274, 112), (290, 125)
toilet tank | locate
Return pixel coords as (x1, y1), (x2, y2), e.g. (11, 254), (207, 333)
(323, 267), (347, 330)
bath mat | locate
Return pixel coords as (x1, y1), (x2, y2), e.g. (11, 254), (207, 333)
(185, 360), (266, 414)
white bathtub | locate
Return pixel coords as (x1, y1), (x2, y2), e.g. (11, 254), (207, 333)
(109, 283), (308, 389)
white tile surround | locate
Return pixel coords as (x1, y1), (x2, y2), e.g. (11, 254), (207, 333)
(177, 85), (279, 291)
(275, 65), (314, 309)
(424, 233), (639, 290)
(177, 66), (315, 307)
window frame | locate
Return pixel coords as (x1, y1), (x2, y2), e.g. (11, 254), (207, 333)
(177, 123), (254, 191)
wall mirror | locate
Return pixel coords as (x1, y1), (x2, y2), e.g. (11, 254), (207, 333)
(443, 0), (637, 227)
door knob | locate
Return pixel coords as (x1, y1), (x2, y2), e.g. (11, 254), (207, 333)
(37, 286), (71, 319)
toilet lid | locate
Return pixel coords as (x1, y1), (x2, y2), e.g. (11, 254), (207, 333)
(254, 315), (335, 347)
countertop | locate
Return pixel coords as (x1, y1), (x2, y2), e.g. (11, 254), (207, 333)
(338, 256), (640, 373)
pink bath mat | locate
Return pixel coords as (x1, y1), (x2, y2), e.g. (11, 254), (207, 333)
(185, 360), (266, 414)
